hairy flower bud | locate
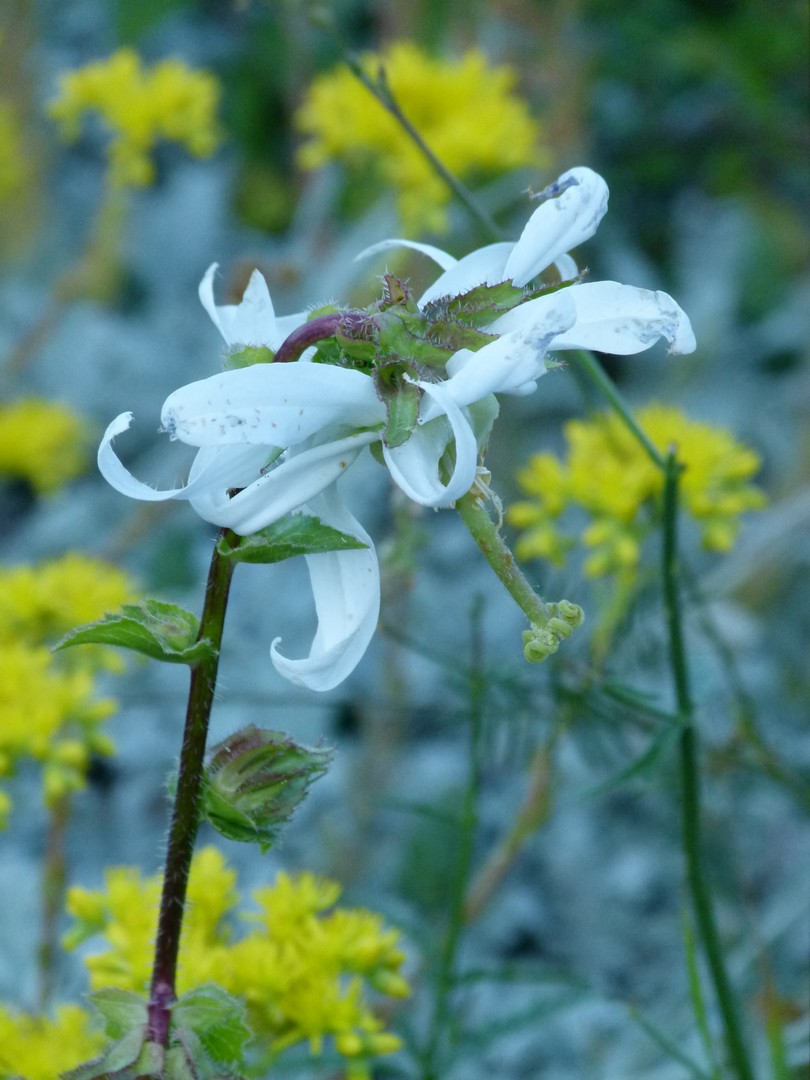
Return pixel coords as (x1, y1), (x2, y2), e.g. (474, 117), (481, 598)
(202, 726), (332, 850)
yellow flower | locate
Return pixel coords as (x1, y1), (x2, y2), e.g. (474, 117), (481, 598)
(65, 848), (409, 1069)
(0, 398), (87, 494)
(0, 1004), (103, 1079)
(296, 41), (542, 233)
(0, 553), (134, 645)
(0, 554), (136, 818)
(48, 48), (221, 188)
(508, 404), (766, 581)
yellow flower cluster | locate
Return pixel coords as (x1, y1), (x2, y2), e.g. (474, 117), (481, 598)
(0, 1004), (104, 1080)
(296, 41), (541, 234)
(48, 48), (221, 188)
(0, 554), (135, 818)
(66, 847), (409, 1074)
(0, 398), (87, 494)
(508, 404), (766, 580)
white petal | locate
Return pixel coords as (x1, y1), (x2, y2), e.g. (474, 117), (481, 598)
(354, 238), (458, 271)
(548, 281), (697, 355)
(188, 430), (378, 534)
(383, 381), (478, 507)
(445, 290), (577, 403)
(161, 363), (383, 447)
(270, 487), (380, 691)
(503, 167), (609, 287)
(97, 412), (270, 503)
(198, 263), (306, 349)
(418, 243), (516, 307)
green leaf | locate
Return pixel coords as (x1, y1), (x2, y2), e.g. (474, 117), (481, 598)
(55, 600), (216, 666)
(172, 984), (251, 1067)
(584, 720), (685, 799)
(87, 988), (148, 1039)
(60, 1024), (148, 1078)
(218, 514), (367, 564)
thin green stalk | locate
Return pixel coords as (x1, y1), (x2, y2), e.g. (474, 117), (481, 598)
(37, 792), (71, 1009)
(420, 600), (486, 1080)
(570, 349), (666, 469)
(455, 489), (554, 627)
(344, 56), (505, 244)
(662, 453), (754, 1080)
(147, 528), (237, 1048)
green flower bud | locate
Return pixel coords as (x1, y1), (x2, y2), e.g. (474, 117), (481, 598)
(202, 726), (332, 851)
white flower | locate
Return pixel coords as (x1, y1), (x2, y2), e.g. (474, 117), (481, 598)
(358, 165), (697, 357)
(98, 167), (696, 692)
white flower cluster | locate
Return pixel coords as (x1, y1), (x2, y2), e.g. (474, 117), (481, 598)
(100, 167), (695, 691)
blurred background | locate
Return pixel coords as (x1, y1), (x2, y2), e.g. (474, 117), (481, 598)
(0, 0), (808, 1076)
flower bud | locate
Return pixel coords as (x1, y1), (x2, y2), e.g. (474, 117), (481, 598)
(202, 726), (333, 851)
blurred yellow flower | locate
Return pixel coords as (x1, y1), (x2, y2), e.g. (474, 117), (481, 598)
(0, 1004), (103, 1080)
(509, 404), (766, 580)
(66, 847), (409, 1070)
(296, 41), (542, 233)
(48, 48), (221, 188)
(0, 552), (133, 645)
(0, 554), (136, 817)
(0, 398), (87, 494)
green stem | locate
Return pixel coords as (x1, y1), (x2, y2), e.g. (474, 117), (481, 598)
(571, 349), (666, 469)
(455, 489), (553, 626)
(662, 453), (753, 1080)
(37, 792), (71, 1009)
(421, 599), (486, 1080)
(345, 57), (505, 244)
(147, 529), (237, 1047)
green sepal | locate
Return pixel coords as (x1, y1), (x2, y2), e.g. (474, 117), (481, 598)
(377, 309), (454, 368)
(217, 514), (368, 565)
(55, 600), (216, 666)
(172, 984), (251, 1067)
(223, 344), (274, 370)
(374, 363), (420, 449)
(203, 725), (332, 852)
(425, 280), (528, 328)
(426, 319), (497, 353)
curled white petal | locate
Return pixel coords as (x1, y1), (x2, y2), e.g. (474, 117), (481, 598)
(97, 412), (271, 503)
(354, 238), (458, 271)
(161, 363), (383, 447)
(270, 487), (380, 692)
(548, 281), (697, 355)
(383, 381), (478, 507)
(446, 291), (578, 404)
(503, 167), (609, 287)
(188, 430), (378, 534)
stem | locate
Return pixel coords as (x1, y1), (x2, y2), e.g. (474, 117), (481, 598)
(570, 349), (666, 469)
(662, 453), (753, 1080)
(147, 529), (237, 1047)
(455, 489), (554, 626)
(37, 792), (71, 1009)
(463, 742), (553, 923)
(345, 57), (505, 244)
(421, 599), (485, 1080)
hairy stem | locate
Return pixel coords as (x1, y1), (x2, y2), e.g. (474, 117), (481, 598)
(147, 529), (237, 1047)
(455, 488), (554, 626)
(662, 453), (753, 1080)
